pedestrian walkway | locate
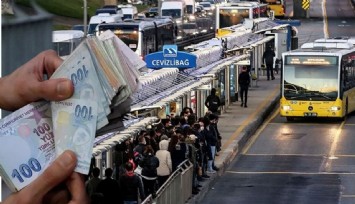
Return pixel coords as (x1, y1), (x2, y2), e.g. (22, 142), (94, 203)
(187, 73), (281, 203)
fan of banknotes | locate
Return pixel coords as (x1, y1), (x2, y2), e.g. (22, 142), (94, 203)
(0, 30), (145, 192)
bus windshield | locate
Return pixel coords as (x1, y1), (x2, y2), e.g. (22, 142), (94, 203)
(162, 9), (181, 18)
(219, 8), (249, 28)
(98, 24), (139, 51)
(283, 56), (339, 101)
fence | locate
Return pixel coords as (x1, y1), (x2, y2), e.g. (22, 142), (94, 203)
(141, 160), (194, 204)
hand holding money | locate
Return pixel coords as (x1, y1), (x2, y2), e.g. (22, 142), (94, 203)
(0, 50), (74, 111)
(0, 30), (144, 192)
(2, 150), (89, 204)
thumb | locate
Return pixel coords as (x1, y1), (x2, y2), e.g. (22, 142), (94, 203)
(35, 78), (74, 101)
(26, 150), (77, 198)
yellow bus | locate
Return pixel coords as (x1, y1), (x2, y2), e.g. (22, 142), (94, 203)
(280, 37), (355, 121)
(260, 0), (285, 18)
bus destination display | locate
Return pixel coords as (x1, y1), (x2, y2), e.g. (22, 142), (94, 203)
(285, 56), (338, 65)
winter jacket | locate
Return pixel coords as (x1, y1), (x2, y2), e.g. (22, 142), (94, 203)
(133, 143), (145, 155)
(140, 154), (159, 179)
(238, 71), (250, 88)
(202, 126), (217, 146)
(119, 172), (145, 201)
(156, 140), (172, 176)
(170, 142), (189, 171)
(263, 48), (275, 65)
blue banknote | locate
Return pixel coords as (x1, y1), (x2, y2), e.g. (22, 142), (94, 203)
(0, 101), (55, 192)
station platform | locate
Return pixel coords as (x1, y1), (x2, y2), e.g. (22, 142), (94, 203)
(187, 72), (281, 203)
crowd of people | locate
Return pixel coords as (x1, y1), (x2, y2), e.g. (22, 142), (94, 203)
(85, 107), (223, 204)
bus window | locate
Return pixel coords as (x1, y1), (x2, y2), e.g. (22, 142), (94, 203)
(219, 9), (249, 28)
(98, 24), (139, 52)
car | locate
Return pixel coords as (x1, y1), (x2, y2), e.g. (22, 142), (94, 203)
(182, 23), (199, 36)
(146, 7), (159, 17)
(199, 1), (215, 11)
(137, 13), (146, 19)
(148, 7), (158, 13)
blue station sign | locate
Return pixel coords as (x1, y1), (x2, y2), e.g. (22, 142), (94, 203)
(145, 45), (197, 69)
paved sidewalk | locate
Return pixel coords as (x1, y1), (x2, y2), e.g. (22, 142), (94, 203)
(187, 73), (281, 203)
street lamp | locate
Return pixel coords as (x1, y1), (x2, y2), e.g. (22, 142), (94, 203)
(83, 0), (88, 36)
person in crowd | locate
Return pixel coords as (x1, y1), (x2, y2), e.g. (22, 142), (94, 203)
(169, 133), (189, 171)
(168, 134), (179, 152)
(119, 162), (145, 204)
(161, 118), (172, 128)
(156, 139), (172, 187)
(180, 116), (190, 129)
(1, 50), (89, 204)
(154, 124), (165, 142)
(171, 115), (181, 127)
(139, 145), (160, 198)
(238, 66), (251, 108)
(201, 117), (217, 174)
(85, 167), (102, 202)
(124, 139), (136, 166)
(133, 134), (147, 155)
(147, 129), (159, 153)
(192, 122), (205, 182)
(96, 168), (120, 204)
(197, 118), (210, 179)
(205, 88), (221, 115)
(263, 45), (276, 80)
(180, 107), (194, 120)
(187, 114), (196, 127)
(208, 114), (221, 171)
(185, 131), (202, 195)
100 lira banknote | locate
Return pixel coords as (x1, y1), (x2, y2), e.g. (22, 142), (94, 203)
(0, 101), (55, 192)
(51, 42), (109, 130)
(52, 99), (97, 174)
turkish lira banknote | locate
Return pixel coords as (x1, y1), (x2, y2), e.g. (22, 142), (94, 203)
(51, 99), (97, 174)
(0, 101), (54, 192)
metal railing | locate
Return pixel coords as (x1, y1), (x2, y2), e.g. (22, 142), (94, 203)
(141, 160), (194, 204)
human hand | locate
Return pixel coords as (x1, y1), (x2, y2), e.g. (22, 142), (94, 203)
(0, 50), (74, 111)
(2, 150), (89, 204)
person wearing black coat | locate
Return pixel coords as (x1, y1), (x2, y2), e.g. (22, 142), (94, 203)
(201, 117), (217, 174)
(120, 162), (145, 203)
(238, 66), (250, 108)
(96, 168), (120, 204)
(139, 145), (159, 198)
(263, 45), (276, 80)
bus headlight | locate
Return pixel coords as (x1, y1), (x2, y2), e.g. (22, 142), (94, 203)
(282, 105), (291, 111)
(331, 106), (340, 111)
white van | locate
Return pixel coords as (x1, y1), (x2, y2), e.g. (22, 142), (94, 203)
(52, 30), (84, 58)
(87, 13), (122, 36)
(118, 4), (138, 19)
(161, 1), (186, 19)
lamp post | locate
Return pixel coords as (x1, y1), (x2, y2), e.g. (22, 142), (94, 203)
(83, 0), (88, 36)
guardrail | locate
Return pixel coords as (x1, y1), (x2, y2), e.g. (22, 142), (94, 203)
(141, 159), (194, 204)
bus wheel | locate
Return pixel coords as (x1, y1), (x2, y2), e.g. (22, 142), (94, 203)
(286, 117), (294, 121)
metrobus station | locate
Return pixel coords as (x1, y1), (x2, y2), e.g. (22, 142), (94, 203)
(90, 17), (299, 203)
